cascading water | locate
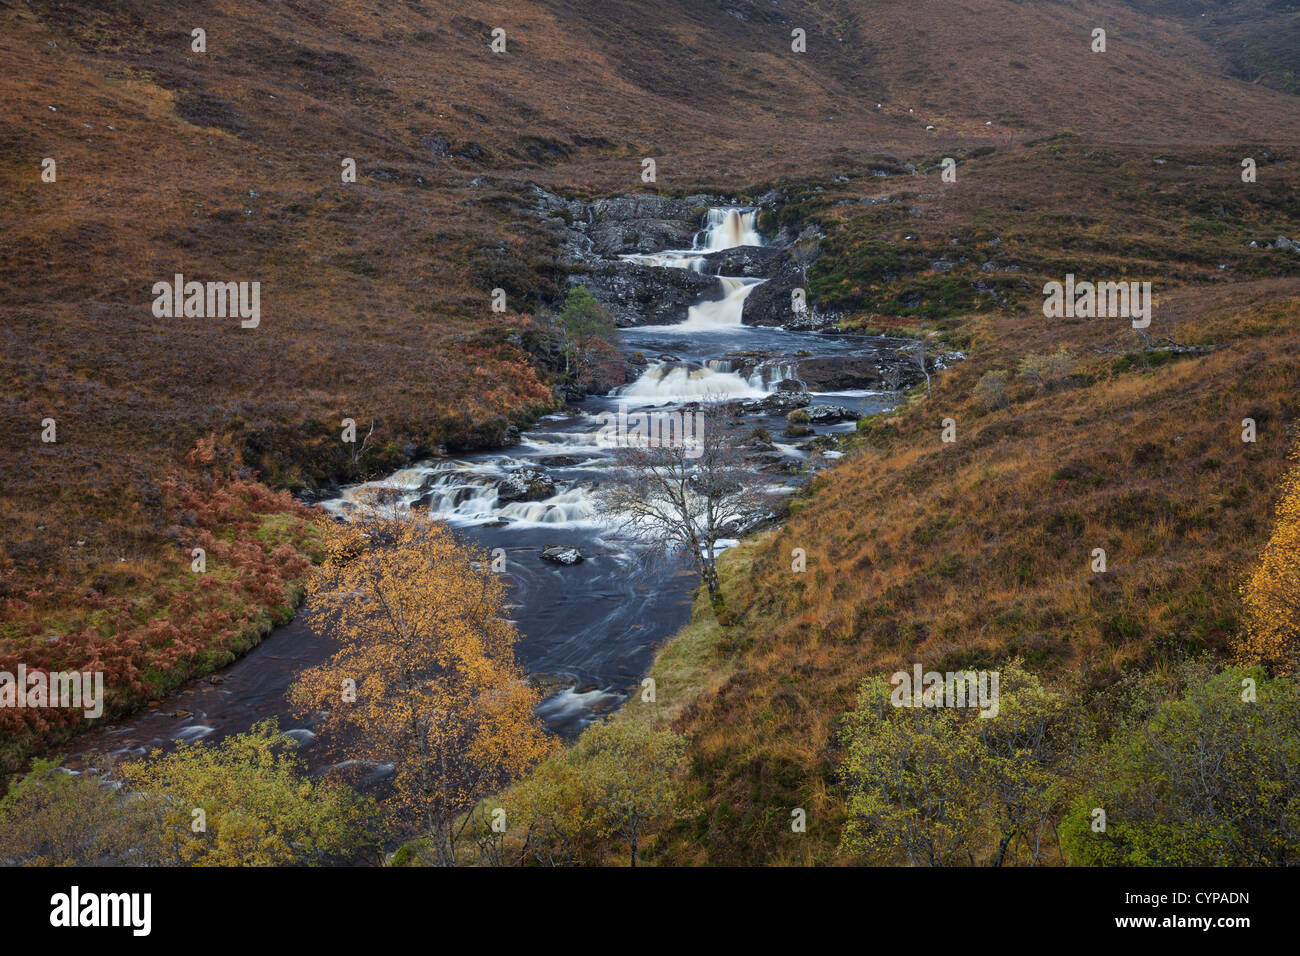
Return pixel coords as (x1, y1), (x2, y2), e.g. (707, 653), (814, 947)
(619, 251), (708, 272)
(621, 207), (761, 272)
(697, 207), (761, 251)
(746, 362), (799, 389)
(617, 363), (765, 402)
(675, 276), (759, 330)
(58, 202), (906, 766)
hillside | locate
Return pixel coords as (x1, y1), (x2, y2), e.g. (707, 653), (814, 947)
(1, 0), (1298, 824)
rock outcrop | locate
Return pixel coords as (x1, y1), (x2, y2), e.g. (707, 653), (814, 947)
(564, 261), (716, 327)
(741, 258), (840, 330)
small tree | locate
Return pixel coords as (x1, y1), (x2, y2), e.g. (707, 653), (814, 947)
(839, 660), (1083, 866)
(597, 400), (772, 622)
(1237, 437), (1300, 675)
(559, 286), (618, 373)
(511, 749), (604, 866)
(905, 341), (931, 394)
(571, 720), (686, 867)
(839, 676), (988, 866)
(291, 509), (556, 864)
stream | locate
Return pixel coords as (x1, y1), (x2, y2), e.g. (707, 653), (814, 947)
(60, 207), (906, 777)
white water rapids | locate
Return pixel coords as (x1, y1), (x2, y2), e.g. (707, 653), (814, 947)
(57, 205), (904, 766)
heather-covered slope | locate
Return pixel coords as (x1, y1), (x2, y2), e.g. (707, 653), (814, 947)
(1, 0), (1297, 779)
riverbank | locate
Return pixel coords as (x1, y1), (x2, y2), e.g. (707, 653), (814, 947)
(638, 276), (1300, 865)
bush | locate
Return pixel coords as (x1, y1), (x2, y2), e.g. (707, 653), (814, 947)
(973, 369), (1011, 410)
(1060, 665), (1300, 866)
(1017, 347), (1075, 391)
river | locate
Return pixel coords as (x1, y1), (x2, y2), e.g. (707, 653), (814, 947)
(60, 207), (905, 777)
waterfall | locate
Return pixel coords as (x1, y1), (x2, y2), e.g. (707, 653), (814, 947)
(746, 362), (799, 389)
(677, 277), (758, 330)
(617, 363), (766, 401)
(697, 208), (762, 251)
(621, 252), (708, 272)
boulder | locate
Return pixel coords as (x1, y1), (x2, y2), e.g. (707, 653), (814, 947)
(805, 404), (856, 424)
(581, 195), (712, 255)
(719, 510), (778, 537)
(498, 468), (556, 503)
(741, 258), (839, 330)
(697, 245), (784, 278)
(540, 545), (585, 565)
(742, 389), (812, 415)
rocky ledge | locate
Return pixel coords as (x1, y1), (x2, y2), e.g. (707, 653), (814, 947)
(563, 261), (717, 327)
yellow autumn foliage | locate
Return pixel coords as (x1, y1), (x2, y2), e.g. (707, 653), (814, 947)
(1237, 438), (1300, 675)
(292, 504), (556, 864)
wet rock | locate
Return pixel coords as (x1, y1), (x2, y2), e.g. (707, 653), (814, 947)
(746, 449), (805, 474)
(805, 404), (856, 424)
(698, 245), (784, 278)
(797, 434), (842, 452)
(530, 672), (578, 697)
(498, 468), (556, 503)
(792, 354), (923, 391)
(538, 192), (720, 261)
(742, 258), (839, 330)
(930, 351), (967, 370)
(564, 261), (716, 327)
(537, 454), (583, 467)
(742, 389), (812, 415)
(719, 510), (778, 536)
(582, 195), (712, 255)
(540, 545), (585, 565)
(556, 379), (596, 402)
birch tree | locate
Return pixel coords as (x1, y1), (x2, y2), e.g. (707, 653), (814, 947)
(596, 400), (772, 622)
(291, 509), (555, 865)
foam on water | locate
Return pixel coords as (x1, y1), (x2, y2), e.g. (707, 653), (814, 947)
(617, 363), (766, 401)
(697, 208), (762, 251)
